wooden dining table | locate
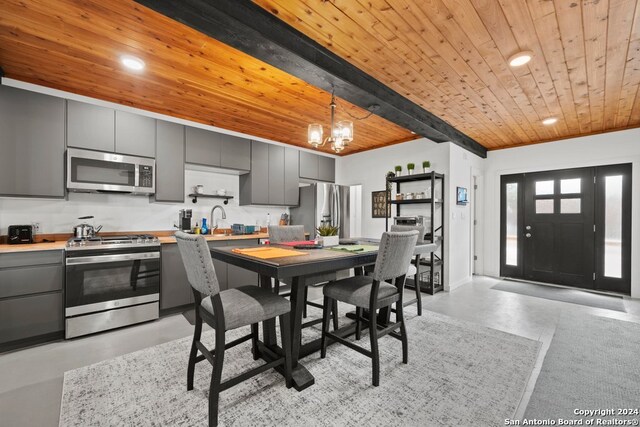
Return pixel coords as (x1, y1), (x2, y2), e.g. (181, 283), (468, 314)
(209, 239), (437, 391)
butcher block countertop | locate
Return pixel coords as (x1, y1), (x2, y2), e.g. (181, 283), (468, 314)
(0, 232), (270, 254)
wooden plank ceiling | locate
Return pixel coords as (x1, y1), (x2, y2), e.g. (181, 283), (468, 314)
(254, 0), (640, 149)
(0, 0), (417, 155)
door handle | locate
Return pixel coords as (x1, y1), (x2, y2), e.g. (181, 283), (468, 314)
(525, 233), (532, 238)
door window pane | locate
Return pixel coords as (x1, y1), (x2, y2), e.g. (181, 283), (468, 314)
(561, 178), (581, 194)
(604, 176), (623, 278)
(505, 183), (518, 266)
(536, 199), (554, 214)
(560, 198), (581, 214)
(536, 180), (554, 195)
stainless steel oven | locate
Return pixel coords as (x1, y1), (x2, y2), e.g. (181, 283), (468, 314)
(65, 236), (160, 338)
(67, 148), (155, 195)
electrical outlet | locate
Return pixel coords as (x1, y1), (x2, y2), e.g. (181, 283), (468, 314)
(32, 222), (40, 234)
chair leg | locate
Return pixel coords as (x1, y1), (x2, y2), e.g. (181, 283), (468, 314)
(369, 309), (380, 387)
(303, 286), (308, 318)
(320, 296), (332, 359)
(209, 328), (225, 427)
(414, 270), (422, 316)
(279, 313), (293, 388)
(355, 307), (362, 340)
(398, 301), (408, 364)
(187, 310), (203, 391)
(332, 300), (339, 331)
(251, 323), (259, 361)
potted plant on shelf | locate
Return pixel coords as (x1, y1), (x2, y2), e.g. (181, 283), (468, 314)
(316, 224), (340, 247)
(423, 160), (431, 174)
(394, 165), (402, 176)
(407, 163), (415, 175)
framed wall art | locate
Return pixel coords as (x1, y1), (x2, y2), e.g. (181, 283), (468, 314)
(372, 190), (391, 218)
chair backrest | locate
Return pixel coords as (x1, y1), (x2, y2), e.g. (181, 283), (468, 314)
(175, 231), (221, 296)
(268, 225), (305, 243)
(390, 224), (426, 244)
(372, 231), (419, 282)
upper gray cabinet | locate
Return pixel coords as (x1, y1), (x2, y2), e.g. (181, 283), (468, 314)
(240, 141), (299, 206)
(155, 121), (185, 203)
(284, 147), (300, 206)
(240, 140), (269, 205)
(185, 127), (221, 167)
(115, 110), (156, 157)
(67, 100), (115, 152)
(0, 86), (65, 198)
(299, 151), (335, 182)
(221, 135), (251, 171)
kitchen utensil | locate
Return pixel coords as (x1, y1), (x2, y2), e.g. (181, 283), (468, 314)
(8, 225), (33, 244)
(73, 216), (102, 238)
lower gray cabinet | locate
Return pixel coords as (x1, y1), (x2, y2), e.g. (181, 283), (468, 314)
(155, 121), (185, 203)
(0, 250), (64, 349)
(160, 244), (193, 310)
(0, 85), (66, 198)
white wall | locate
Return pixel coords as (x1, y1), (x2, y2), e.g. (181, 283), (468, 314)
(336, 138), (484, 291)
(0, 168), (287, 234)
(483, 128), (640, 298)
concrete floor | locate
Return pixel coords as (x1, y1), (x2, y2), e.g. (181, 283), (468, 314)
(1, 276), (639, 426)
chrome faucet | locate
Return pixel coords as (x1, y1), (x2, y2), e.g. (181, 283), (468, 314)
(210, 205), (227, 233)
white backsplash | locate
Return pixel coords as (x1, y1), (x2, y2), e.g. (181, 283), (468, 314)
(0, 169), (289, 235)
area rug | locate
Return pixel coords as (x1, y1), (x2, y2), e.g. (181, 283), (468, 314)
(492, 280), (626, 312)
(524, 312), (640, 422)
(59, 308), (540, 426)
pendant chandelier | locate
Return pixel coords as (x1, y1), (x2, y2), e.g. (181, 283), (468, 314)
(307, 92), (353, 153)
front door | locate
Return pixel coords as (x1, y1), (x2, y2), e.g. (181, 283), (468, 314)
(523, 168), (595, 288)
(500, 164), (632, 295)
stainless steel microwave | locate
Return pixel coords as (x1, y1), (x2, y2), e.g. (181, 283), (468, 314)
(67, 148), (155, 195)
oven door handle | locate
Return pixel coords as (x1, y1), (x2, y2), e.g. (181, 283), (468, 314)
(66, 252), (160, 265)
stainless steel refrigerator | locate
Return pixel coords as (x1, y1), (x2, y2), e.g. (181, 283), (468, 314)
(290, 183), (362, 239)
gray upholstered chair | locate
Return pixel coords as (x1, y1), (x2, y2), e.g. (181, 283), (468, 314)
(268, 225), (338, 329)
(390, 224), (426, 315)
(175, 231), (292, 427)
(320, 230), (418, 386)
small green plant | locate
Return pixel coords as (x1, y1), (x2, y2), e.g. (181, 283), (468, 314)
(407, 163), (415, 170)
(394, 165), (402, 172)
(316, 224), (340, 236)
(422, 160), (431, 168)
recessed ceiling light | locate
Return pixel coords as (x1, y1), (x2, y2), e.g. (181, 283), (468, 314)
(120, 55), (145, 71)
(542, 117), (558, 126)
(508, 51), (533, 67)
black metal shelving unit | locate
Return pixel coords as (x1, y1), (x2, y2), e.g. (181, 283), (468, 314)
(188, 193), (233, 204)
(385, 171), (445, 295)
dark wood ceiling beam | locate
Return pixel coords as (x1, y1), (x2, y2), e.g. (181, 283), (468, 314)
(134, 0), (487, 158)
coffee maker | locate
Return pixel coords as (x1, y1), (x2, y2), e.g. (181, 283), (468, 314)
(178, 209), (192, 231)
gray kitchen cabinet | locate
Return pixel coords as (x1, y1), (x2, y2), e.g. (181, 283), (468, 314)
(0, 293), (64, 346)
(299, 151), (319, 180)
(160, 244), (193, 310)
(284, 147), (300, 206)
(155, 121), (185, 203)
(220, 135), (251, 171)
(67, 100), (115, 152)
(318, 155), (336, 182)
(0, 85), (65, 198)
(185, 127), (222, 167)
(115, 110), (156, 157)
(224, 240), (259, 289)
(0, 250), (64, 349)
(268, 145), (285, 205)
(239, 140), (269, 205)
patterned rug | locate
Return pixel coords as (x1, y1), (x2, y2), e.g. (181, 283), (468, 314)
(59, 308), (540, 426)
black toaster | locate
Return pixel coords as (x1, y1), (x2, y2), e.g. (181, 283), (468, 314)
(8, 225), (34, 244)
